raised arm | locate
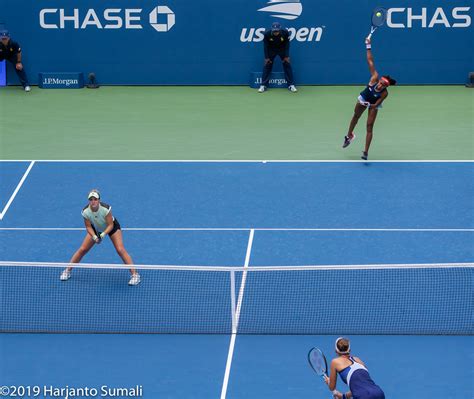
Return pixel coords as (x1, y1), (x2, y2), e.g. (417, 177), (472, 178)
(365, 37), (378, 85)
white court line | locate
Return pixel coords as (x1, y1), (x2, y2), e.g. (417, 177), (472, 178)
(0, 160), (473, 163)
(235, 229), (254, 324)
(220, 229), (254, 399)
(0, 227), (472, 232)
(0, 161), (35, 221)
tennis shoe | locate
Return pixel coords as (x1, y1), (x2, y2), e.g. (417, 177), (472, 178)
(257, 85), (266, 93)
(24, 86), (31, 92)
(60, 269), (71, 281)
(361, 151), (368, 160)
(128, 273), (141, 286)
(342, 134), (355, 148)
(288, 85), (298, 92)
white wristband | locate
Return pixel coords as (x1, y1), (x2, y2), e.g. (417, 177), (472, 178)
(92, 235), (98, 241)
(366, 45), (371, 49)
(100, 232), (106, 239)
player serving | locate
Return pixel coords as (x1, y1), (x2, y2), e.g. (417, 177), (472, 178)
(60, 189), (141, 286)
(342, 36), (396, 160)
(325, 337), (385, 399)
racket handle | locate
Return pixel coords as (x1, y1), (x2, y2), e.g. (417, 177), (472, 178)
(367, 33), (373, 40)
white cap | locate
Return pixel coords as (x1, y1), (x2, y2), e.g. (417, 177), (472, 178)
(88, 191), (100, 200)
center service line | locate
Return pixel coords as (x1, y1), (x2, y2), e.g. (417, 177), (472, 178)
(220, 229), (254, 399)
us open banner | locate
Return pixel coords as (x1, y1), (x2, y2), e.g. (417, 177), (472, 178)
(0, 0), (471, 85)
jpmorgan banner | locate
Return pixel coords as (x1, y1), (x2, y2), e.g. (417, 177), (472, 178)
(0, 0), (471, 85)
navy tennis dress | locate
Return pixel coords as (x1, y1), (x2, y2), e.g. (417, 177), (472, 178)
(337, 357), (385, 399)
(359, 84), (386, 105)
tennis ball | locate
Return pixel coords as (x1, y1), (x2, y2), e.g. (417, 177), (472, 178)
(376, 12), (382, 17)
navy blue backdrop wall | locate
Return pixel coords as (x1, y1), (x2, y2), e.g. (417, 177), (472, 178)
(0, 0), (472, 85)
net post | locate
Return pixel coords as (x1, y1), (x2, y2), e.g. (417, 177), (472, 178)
(230, 270), (237, 334)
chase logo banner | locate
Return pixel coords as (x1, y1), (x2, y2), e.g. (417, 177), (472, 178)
(38, 72), (84, 89)
(386, 7), (471, 28)
(2, 0), (472, 84)
(149, 6), (175, 32)
(39, 5), (176, 32)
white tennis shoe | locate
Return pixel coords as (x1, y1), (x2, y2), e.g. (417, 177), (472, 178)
(60, 269), (71, 281)
(128, 273), (141, 286)
(257, 85), (266, 93)
(24, 86), (31, 92)
(288, 85), (298, 92)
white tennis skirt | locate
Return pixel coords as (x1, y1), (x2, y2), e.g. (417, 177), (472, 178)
(358, 95), (383, 109)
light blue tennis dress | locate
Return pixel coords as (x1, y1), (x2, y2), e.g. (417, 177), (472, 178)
(82, 202), (120, 236)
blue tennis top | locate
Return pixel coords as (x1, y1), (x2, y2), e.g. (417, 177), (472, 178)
(337, 357), (385, 399)
(360, 84), (386, 104)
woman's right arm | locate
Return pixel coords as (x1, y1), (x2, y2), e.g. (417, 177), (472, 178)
(365, 38), (378, 85)
(326, 359), (339, 391)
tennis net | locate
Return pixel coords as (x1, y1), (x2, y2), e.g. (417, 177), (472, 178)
(0, 261), (472, 334)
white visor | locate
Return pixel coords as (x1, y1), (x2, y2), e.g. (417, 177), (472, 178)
(88, 191), (100, 200)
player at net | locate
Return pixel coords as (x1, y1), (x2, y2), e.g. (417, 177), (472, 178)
(60, 189), (141, 286)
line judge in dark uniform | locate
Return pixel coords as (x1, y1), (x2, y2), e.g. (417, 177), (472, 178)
(258, 22), (297, 93)
(0, 30), (31, 92)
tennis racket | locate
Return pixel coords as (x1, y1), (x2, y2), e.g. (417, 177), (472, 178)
(367, 7), (387, 40)
(308, 348), (339, 397)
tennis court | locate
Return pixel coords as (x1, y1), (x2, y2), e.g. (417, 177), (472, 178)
(0, 158), (473, 398)
(1, 0), (473, 392)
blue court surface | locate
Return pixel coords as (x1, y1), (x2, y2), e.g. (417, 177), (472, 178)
(0, 161), (473, 399)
